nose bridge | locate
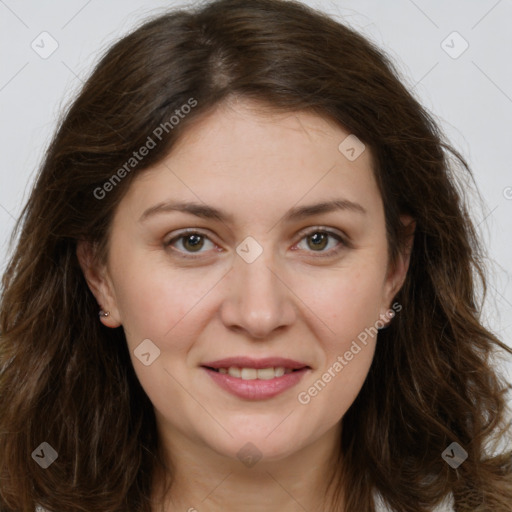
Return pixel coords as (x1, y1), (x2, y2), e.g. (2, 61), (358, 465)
(221, 237), (294, 338)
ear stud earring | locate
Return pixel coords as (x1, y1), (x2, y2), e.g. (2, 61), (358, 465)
(99, 310), (110, 318)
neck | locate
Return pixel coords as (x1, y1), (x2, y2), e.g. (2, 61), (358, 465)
(151, 422), (344, 512)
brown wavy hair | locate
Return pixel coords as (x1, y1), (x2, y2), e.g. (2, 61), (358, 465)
(1, 0), (511, 510)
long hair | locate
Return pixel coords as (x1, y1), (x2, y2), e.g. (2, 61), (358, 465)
(1, 1), (511, 510)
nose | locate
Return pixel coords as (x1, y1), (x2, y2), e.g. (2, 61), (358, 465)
(219, 246), (296, 340)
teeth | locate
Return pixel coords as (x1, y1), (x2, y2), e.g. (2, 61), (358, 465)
(274, 367), (285, 377)
(217, 366), (293, 379)
(241, 368), (257, 380)
(257, 367), (277, 380)
(228, 367), (241, 378)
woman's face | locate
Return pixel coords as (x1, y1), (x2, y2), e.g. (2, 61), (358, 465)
(79, 98), (410, 464)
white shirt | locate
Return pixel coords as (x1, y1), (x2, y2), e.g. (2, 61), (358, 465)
(374, 492), (454, 511)
(36, 493), (455, 511)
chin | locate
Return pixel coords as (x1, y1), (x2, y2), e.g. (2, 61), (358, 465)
(205, 429), (307, 466)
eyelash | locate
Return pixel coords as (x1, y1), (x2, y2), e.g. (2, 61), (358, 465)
(164, 227), (348, 260)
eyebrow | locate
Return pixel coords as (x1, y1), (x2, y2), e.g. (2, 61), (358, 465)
(138, 198), (366, 224)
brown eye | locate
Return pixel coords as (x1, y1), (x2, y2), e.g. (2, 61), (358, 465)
(306, 232), (329, 251)
(181, 233), (205, 252)
(296, 229), (346, 257)
(165, 230), (216, 258)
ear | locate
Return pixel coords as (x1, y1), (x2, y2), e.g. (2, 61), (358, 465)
(380, 215), (415, 320)
(76, 239), (122, 328)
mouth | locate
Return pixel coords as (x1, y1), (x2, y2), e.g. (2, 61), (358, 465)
(200, 357), (311, 400)
(202, 366), (307, 379)
(200, 356), (311, 379)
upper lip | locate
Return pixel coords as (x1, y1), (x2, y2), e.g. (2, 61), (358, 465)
(201, 357), (310, 370)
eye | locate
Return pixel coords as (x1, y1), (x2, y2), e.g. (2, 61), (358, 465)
(294, 228), (347, 257)
(165, 229), (217, 258)
(164, 227), (348, 260)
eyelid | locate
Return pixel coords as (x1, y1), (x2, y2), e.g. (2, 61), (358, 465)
(296, 225), (348, 243)
(294, 226), (350, 256)
(164, 227), (212, 243)
(164, 228), (217, 252)
(165, 226), (350, 258)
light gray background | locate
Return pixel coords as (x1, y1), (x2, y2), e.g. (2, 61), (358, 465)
(1, 0), (511, 377)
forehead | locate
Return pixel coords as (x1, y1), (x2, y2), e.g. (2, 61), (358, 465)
(118, 98), (383, 227)
(169, 98), (362, 166)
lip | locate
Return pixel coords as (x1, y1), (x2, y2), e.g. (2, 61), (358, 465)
(201, 356), (309, 370)
(202, 366), (310, 400)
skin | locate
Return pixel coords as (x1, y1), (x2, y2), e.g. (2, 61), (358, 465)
(77, 97), (414, 511)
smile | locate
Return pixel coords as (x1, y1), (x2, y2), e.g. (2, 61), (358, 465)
(201, 365), (310, 400)
(207, 366), (298, 379)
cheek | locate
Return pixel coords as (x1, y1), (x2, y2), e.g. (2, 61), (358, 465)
(300, 343), (376, 428)
(110, 252), (216, 346)
(295, 313), (377, 435)
(296, 263), (385, 340)
(111, 258), (210, 416)
(292, 262), (383, 409)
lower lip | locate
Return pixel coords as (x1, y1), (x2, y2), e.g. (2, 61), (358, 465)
(202, 367), (309, 400)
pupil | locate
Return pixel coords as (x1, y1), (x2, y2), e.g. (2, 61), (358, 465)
(185, 234), (203, 251)
(309, 232), (327, 251)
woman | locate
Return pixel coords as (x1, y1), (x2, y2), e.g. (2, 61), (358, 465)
(1, 0), (511, 510)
